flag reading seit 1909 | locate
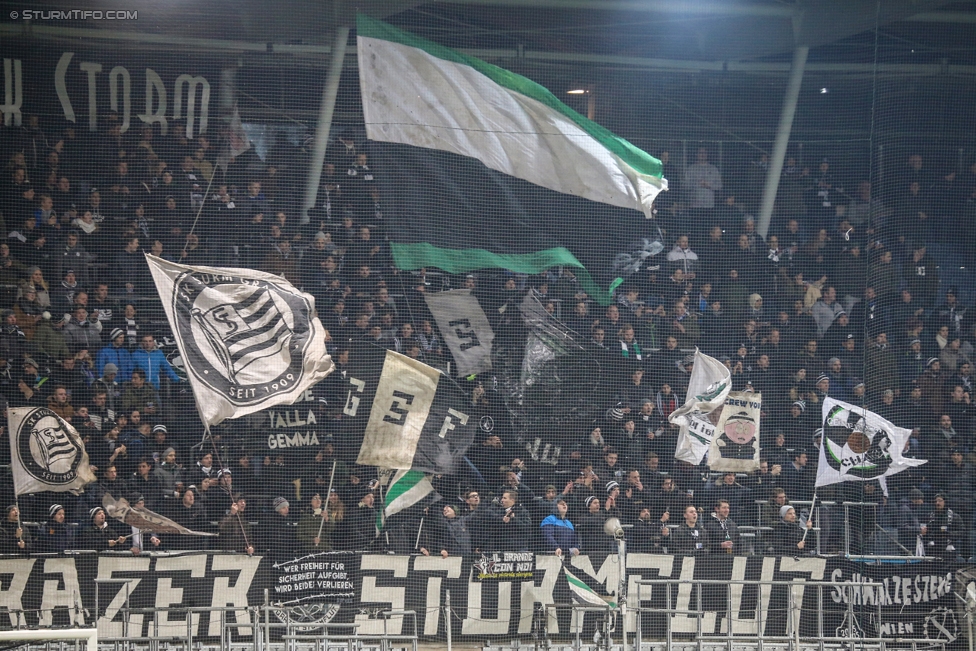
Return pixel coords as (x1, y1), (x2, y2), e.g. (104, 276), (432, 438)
(146, 255), (334, 426)
(8, 407), (97, 495)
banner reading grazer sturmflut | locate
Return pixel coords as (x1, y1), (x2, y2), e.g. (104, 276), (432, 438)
(145, 255), (334, 426)
(424, 289), (494, 377)
(358, 15), (667, 304)
(8, 407), (97, 495)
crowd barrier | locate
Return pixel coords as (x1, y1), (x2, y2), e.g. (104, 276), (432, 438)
(0, 551), (969, 648)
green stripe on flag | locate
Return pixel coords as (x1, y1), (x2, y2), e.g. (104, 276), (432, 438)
(384, 469), (433, 519)
(390, 242), (620, 306)
(356, 14), (663, 183)
(565, 566), (615, 608)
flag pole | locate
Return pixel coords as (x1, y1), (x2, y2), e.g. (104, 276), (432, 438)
(801, 491), (817, 542)
(14, 495), (23, 551)
(414, 515), (425, 551)
(315, 459), (338, 544)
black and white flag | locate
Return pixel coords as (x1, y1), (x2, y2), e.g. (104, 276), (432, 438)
(341, 346), (476, 475)
(146, 255), (334, 426)
(424, 289), (494, 377)
(8, 407), (97, 495)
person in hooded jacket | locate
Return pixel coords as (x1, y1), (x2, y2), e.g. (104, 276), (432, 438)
(540, 498), (580, 557)
(36, 503), (72, 553)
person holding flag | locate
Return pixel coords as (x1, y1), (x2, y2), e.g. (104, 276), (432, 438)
(772, 505), (813, 555)
(0, 505), (32, 554)
(78, 506), (126, 551)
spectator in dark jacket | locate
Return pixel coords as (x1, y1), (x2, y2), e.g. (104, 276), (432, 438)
(77, 506), (126, 551)
(36, 504), (71, 553)
(425, 504), (472, 558)
(489, 490), (532, 552)
(701, 500), (742, 554)
(258, 497), (298, 558)
(0, 505), (32, 554)
(667, 505), (709, 555)
(772, 505), (813, 555)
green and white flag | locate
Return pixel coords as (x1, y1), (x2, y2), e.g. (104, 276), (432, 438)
(383, 469), (435, 519)
(669, 350), (732, 464)
(357, 15), (667, 304)
(564, 564), (616, 608)
(817, 397), (925, 490)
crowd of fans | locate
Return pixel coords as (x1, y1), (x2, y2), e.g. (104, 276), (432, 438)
(0, 115), (975, 563)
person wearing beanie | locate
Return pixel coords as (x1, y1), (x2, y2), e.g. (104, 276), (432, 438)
(96, 327), (134, 382)
(0, 504), (32, 554)
(771, 504), (813, 555)
(37, 504), (70, 553)
(257, 496), (298, 557)
(77, 505), (126, 551)
(424, 503), (472, 558)
(576, 493), (610, 556)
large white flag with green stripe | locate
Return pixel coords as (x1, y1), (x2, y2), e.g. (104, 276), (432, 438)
(357, 15), (667, 304)
(358, 15), (666, 217)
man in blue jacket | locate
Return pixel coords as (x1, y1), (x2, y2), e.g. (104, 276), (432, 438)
(96, 328), (134, 381)
(540, 498), (580, 557)
(132, 334), (183, 390)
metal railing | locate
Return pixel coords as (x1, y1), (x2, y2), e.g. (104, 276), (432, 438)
(633, 577), (949, 651)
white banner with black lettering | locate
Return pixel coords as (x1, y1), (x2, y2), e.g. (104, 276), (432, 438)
(354, 350), (476, 474)
(145, 255), (334, 426)
(708, 391), (762, 473)
(424, 289), (494, 377)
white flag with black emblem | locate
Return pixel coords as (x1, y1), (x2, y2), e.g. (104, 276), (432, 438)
(146, 255), (334, 426)
(8, 407), (97, 495)
(424, 289), (494, 377)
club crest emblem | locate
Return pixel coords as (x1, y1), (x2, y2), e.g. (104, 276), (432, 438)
(18, 408), (84, 485)
(172, 271), (317, 407)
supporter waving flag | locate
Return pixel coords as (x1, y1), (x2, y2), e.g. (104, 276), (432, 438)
(8, 407), (96, 495)
(358, 15), (667, 304)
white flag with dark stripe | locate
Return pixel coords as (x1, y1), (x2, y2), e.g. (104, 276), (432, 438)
(349, 349), (477, 474)
(424, 289), (494, 377)
(146, 255), (334, 426)
(8, 407), (97, 495)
